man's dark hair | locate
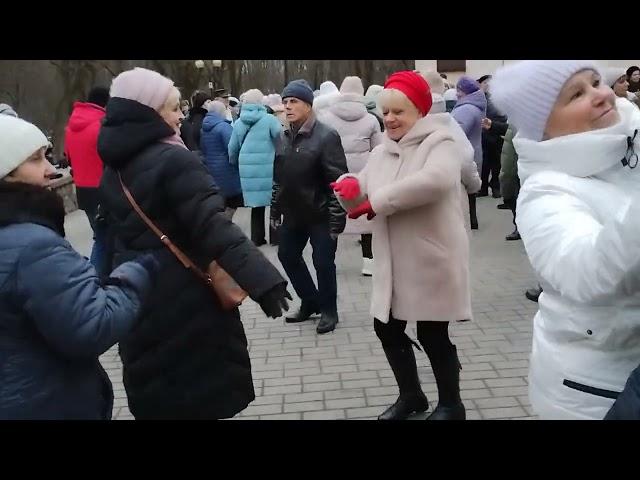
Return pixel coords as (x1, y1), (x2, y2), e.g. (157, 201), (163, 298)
(477, 75), (492, 84)
(439, 73), (448, 79)
(192, 91), (211, 109)
(87, 86), (110, 107)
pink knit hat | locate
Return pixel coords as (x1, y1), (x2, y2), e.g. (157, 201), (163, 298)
(110, 67), (175, 111)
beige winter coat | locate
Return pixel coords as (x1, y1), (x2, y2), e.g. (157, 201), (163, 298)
(337, 115), (472, 323)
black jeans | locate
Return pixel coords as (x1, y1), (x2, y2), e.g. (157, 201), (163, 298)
(250, 207), (279, 245)
(481, 136), (503, 193)
(277, 221), (338, 314)
(361, 234), (372, 259)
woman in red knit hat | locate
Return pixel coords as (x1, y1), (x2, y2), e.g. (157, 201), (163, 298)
(331, 71), (471, 420)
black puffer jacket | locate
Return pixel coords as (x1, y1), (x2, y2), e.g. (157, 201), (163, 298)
(98, 97), (286, 419)
(187, 106), (207, 148)
(271, 114), (348, 235)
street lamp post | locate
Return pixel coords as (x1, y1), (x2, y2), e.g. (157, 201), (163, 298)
(195, 60), (223, 98)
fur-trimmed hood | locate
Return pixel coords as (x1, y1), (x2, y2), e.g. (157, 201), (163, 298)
(0, 181), (65, 236)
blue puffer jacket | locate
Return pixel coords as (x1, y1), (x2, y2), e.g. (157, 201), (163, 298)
(0, 182), (152, 419)
(201, 112), (242, 199)
(228, 104), (282, 207)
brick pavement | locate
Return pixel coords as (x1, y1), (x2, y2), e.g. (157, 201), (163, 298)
(66, 195), (539, 420)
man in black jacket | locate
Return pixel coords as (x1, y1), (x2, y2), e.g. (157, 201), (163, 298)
(478, 75), (508, 198)
(271, 79), (348, 334)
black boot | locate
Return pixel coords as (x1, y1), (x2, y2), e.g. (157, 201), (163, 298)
(427, 345), (466, 420)
(505, 229), (521, 241)
(378, 343), (430, 420)
(525, 285), (542, 303)
(316, 312), (339, 334)
(286, 301), (321, 323)
(468, 194), (478, 230)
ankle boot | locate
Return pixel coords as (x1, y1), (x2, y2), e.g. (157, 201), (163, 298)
(378, 343), (429, 420)
(427, 345), (466, 420)
(285, 301), (321, 323)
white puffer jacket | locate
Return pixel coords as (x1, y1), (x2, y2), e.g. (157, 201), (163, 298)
(516, 98), (640, 420)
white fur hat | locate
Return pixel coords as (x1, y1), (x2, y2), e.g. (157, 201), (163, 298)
(490, 60), (600, 141)
(0, 115), (49, 180)
(340, 76), (364, 96)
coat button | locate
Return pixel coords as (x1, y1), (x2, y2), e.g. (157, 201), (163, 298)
(587, 330), (593, 335)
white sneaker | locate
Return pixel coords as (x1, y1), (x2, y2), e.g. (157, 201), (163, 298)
(361, 257), (373, 277)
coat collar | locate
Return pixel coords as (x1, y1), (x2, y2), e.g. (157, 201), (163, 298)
(285, 111), (316, 138)
(382, 114), (455, 156)
(0, 181), (66, 236)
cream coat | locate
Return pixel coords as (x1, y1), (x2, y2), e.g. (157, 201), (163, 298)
(337, 115), (472, 323)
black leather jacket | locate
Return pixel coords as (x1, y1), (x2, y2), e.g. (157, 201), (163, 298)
(271, 114), (348, 235)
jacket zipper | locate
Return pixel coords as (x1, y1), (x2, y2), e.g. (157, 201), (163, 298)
(562, 379), (620, 399)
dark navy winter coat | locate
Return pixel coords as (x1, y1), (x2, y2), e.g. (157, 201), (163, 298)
(0, 182), (152, 419)
(200, 112), (242, 199)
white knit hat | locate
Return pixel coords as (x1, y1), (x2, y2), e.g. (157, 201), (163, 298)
(340, 76), (364, 96)
(0, 115), (49, 180)
(319, 81), (339, 96)
(604, 67), (627, 88)
(365, 85), (383, 99)
(490, 60), (601, 141)
(242, 88), (264, 105)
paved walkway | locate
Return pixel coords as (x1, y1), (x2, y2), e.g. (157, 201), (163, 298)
(65, 195), (539, 420)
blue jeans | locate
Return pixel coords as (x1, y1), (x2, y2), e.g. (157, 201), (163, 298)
(277, 222), (338, 314)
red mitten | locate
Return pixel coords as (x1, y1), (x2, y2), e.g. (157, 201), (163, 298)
(348, 200), (376, 220)
(330, 177), (361, 200)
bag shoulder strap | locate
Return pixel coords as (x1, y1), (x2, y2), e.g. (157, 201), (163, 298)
(117, 171), (210, 282)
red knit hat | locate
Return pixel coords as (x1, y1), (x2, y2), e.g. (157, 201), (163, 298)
(383, 71), (432, 116)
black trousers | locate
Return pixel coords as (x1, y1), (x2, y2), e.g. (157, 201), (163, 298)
(481, 136), (503, 193)
(251, 206), (279, 245)
(361, 234), (372, 259)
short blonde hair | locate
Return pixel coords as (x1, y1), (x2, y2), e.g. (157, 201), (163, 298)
(377, 88), (421, 116)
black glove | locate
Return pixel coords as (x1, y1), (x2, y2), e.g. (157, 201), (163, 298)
(133, 252), (162, 278)
(258, 283), (292, 319)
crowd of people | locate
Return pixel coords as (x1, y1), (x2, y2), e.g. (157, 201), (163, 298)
(1, 60), (639, 420)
